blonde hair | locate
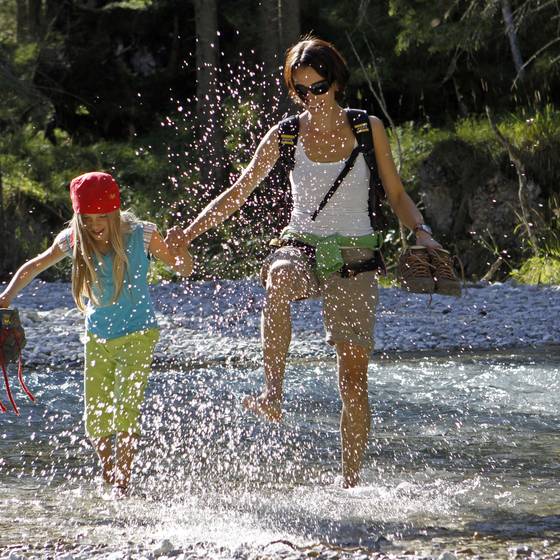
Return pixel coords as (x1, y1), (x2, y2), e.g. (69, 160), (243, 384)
(70, 210), (139, 312)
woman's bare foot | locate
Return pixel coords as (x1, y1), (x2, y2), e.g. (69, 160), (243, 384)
(242, 394), (283, 422)
(333, 474), (359, 489)
(111, 484), (129, 500)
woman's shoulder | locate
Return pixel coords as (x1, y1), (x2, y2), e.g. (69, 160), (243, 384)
(271, 111), (305, 135)
(121, 212), (155, 233)
(368, 115), (385, 131)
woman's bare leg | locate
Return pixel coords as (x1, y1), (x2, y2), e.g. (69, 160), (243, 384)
(336, 341), (370, 488)
(243, 260), (308, 421)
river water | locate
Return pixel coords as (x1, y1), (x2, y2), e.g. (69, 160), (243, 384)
(1, 347), (559, 559)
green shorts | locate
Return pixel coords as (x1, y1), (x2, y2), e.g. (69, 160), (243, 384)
(84, 328), (160, 439)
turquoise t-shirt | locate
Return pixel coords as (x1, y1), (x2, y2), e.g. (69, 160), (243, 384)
(60, 222), (158, 340)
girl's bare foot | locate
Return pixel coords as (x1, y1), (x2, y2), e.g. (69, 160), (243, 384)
(242, 394), (283, 422)
(102, 461), (115, 485)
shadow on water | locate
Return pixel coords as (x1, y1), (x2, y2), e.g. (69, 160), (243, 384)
(1, 346), (559, 558)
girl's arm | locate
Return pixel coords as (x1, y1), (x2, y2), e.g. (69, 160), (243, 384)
(370, 116), (441, 249)
(0, 239), (66, 308)
(167, 124), (280, 247)
(149, 229), (193, 277)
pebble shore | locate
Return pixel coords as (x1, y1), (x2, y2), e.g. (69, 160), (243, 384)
(9, 277), (560, 369)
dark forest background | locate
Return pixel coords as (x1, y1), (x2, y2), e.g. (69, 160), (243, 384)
(1, 0), (560, 283)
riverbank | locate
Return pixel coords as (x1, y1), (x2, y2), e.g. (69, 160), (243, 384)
(2, 279), (560, 560)
(9, 277), (560, 368)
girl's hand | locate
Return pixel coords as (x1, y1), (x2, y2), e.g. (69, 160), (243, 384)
(415, 232), (442, 252)
(171, 245), (193, 277)
(150, 229), (193, 277)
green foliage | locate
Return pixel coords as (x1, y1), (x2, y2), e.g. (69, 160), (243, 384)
(510, 256), (560, 285)
(388, 122), (450, 186)
(2, 0), (560, 283)
(222, 98), (260, 169)
(102, 0), (154, 10)
(0, 122), (197, 279)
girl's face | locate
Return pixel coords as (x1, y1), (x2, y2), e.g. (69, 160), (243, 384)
(292, 66), (336, 111)
(81, 213), (110, 245)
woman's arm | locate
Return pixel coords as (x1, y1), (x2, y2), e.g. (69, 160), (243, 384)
(149, 229), (193, 277)
(0, 240), (66, 308)
(370, 116), (440, 248)
(167, 124), (280, 247)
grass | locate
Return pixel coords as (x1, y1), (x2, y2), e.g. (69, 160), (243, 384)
(510, 256), (560, 285)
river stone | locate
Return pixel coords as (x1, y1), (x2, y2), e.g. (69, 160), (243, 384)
(152, 539), (176, 557)
(437, 553), (458, 560)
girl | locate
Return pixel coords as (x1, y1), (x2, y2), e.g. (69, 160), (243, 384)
(0, 171), (192, 497)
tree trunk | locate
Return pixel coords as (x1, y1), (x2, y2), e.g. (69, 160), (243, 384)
(259, 0), (301, 121)
(28, 0), (44, 40)
(501, 0), (525, 81)
(165, 14), (180, 77)
(279, 0), (300, 115)
(16, 0), (28, 43)
(194, 0), (224, 190)
(258, 0), (281, 121)
(279, 0), (300, 52)
(45, 0), (57, 21)
(0, 168), (6, 276)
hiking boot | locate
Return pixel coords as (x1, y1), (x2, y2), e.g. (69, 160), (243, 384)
(431, 248), (461, 297)
(397, 246), (434, 293)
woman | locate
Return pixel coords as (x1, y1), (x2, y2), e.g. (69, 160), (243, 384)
(168, 36), (442, 487)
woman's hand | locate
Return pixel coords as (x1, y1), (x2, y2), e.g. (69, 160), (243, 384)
(165, 226), (189, 249)
(414, 231), (442, 251)
(0, 293), (12, 308)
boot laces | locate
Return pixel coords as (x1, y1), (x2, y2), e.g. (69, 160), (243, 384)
(431, 251), (456, 280)
(401, 251), (432, 278)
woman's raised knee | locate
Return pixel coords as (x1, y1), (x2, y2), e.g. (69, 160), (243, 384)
(266, 261), (300, 295)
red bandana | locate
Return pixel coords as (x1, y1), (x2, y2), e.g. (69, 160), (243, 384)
(70, 172), (121, 214)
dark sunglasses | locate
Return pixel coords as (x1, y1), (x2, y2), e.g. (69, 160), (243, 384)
(294, 79), (331, 99)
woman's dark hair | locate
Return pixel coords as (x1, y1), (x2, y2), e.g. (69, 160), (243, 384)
(284, 35), (349, 104)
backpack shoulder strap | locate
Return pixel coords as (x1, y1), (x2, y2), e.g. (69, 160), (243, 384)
(346, 108), (374, 153)
(345, 108), (387, 230)
(277, 115), (300, 174)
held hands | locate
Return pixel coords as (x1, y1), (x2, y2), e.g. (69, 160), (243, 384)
(165, 226), (190, 249)
(169, 241), (193, 277)
(164, 226), (194, 277)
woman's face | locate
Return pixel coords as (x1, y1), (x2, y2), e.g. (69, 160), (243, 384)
(292, 66), (336, 111)
(81, 213), (110, 245)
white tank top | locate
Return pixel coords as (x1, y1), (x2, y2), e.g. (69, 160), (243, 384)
(286, 140), (373, 237)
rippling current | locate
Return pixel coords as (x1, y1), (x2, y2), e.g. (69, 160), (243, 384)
(1, 347), (559, 558)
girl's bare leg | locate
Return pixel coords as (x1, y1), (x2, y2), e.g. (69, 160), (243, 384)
(92, 436), (114, 485)
(114, 432), (139, 495)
